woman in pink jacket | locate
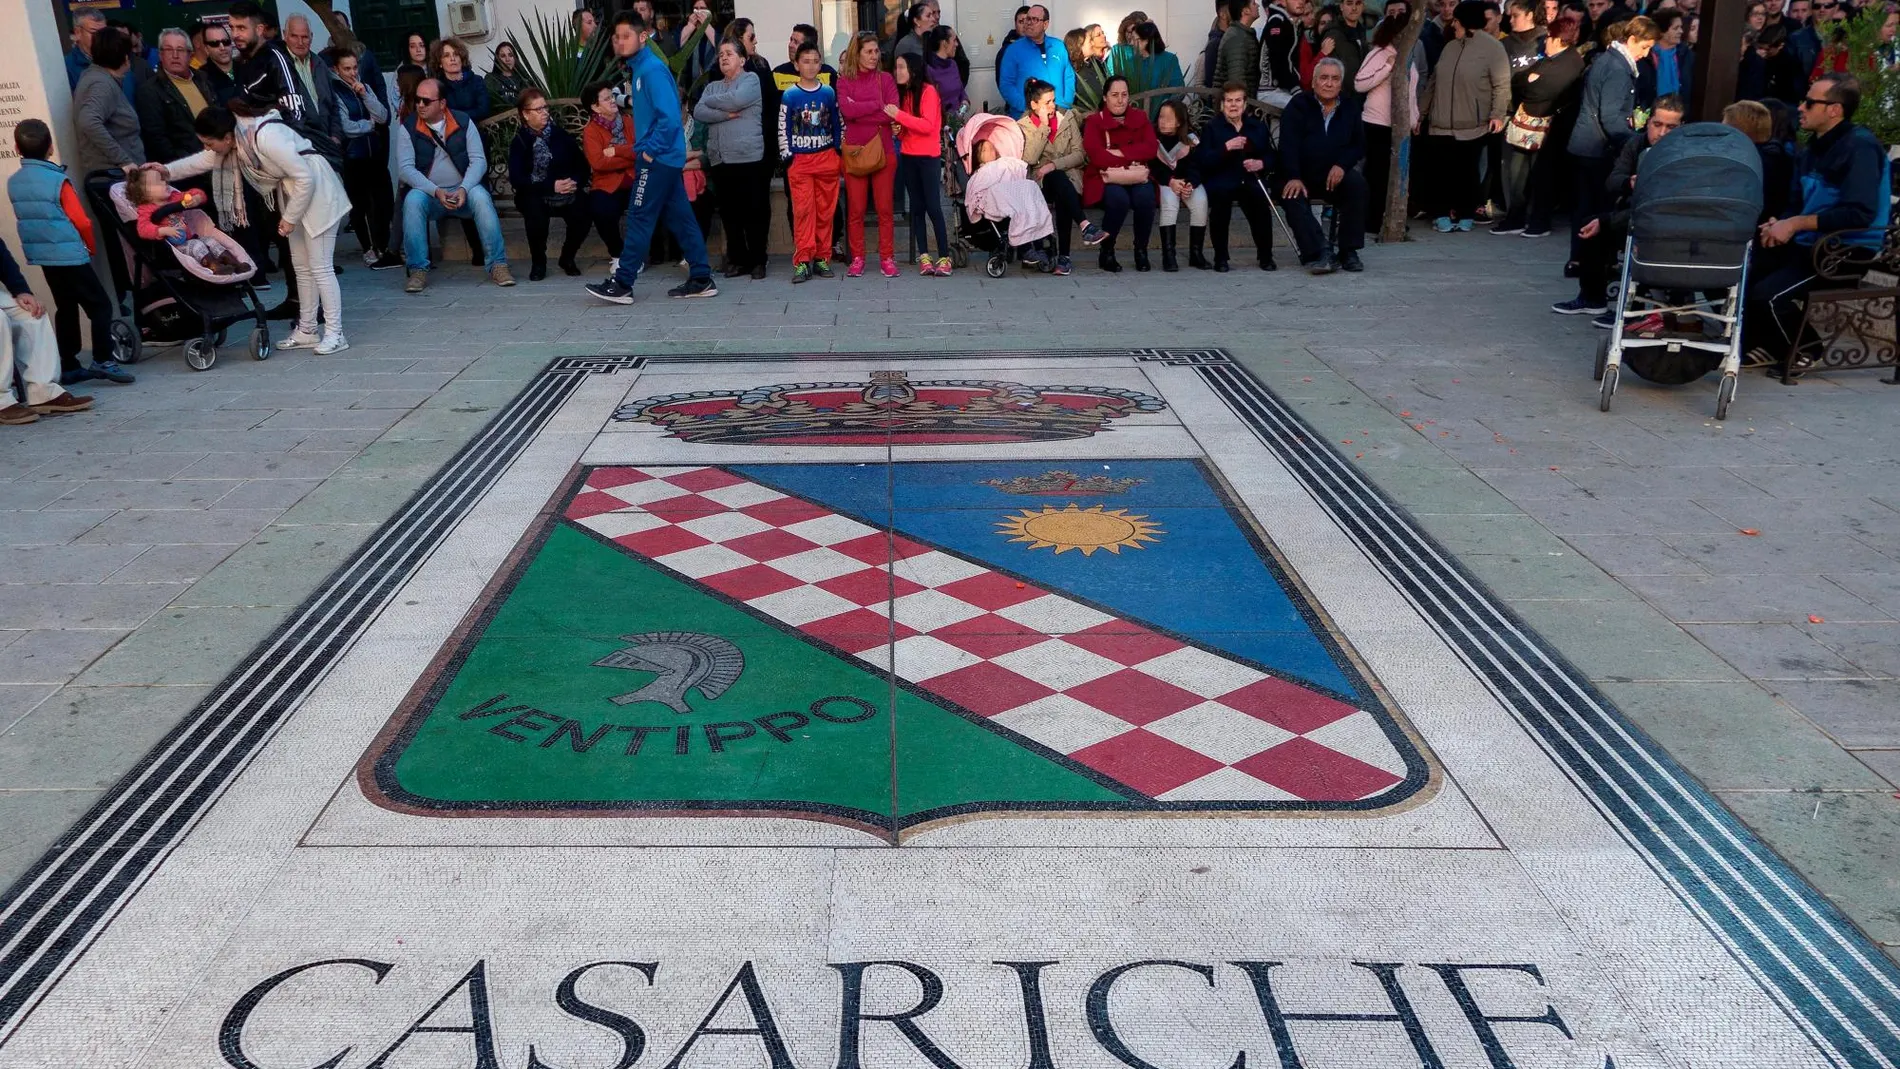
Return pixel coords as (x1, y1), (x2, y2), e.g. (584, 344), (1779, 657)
(837, 32), (900, 277)
(889, 53), (950, 275)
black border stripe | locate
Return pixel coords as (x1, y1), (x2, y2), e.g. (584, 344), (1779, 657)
(0, 356), (640, 1041)
(1193, 359), (1900, 1068)
(0, 348), (1895, 1067)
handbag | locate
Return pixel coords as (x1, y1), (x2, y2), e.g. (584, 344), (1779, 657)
(841, 135), (886, 177)
(542, 190), (577, 209)
(1504, 105), (1552, 151)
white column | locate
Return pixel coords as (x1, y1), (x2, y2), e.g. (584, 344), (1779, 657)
(0, 0), (79, 290)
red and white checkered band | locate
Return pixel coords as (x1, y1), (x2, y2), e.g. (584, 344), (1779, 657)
(567, 466), (1411, 803)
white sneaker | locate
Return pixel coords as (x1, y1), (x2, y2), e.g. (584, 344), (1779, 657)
(278, 328), (321, 350)
(315, 332), (350, 355)
(362, 248), (378, 268)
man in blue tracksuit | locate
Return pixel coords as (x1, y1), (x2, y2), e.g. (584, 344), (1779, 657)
(997, 5), (1075, 117)
(1745, 73), (1890, 367)
(586, 10), (718, 304)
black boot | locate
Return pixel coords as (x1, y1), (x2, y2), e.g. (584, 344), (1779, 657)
(529, 259), (547, 282)
(1188, 226), (1210, 269)
(1133, 244), (1151, 272)
(1098, 240), (1122, 273)
(1161, 225), (1179, 272)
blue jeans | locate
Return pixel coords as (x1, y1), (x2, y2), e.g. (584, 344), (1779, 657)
(401, 185), (507, 270)
(613, 160), (711, 287)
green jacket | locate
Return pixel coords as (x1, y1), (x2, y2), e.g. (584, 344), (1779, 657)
(1214, 24), (1259, 93)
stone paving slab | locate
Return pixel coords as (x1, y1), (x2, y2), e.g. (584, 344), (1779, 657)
(0, 229), (1893, 997)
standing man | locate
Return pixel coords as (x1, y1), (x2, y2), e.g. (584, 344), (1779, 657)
(136, 29), (208, 165)
(281, 16), (343, 152)
(585, 11), (718, 304)
(65, 11), (108, 89)
(229, 1), (310, 134)
(196, 21), (239, 105)
(1259, 0), (1304, 102)
(998, 5), (1074, 117)
(1214, 0), (1260, 98)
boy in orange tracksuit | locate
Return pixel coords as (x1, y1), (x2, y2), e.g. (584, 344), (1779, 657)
(779, 42), (843, 283)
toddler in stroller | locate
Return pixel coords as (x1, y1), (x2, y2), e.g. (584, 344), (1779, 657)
(126, 170), (246, 276)
(954, 113), (1057, 277)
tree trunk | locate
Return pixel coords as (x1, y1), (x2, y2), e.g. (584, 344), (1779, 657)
(1380, 2), (1430, 243)
(307, 0), (360, 53)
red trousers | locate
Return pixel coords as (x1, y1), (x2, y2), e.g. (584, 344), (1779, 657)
(787, 151), (842, 264)
(844, 155), (896, 260)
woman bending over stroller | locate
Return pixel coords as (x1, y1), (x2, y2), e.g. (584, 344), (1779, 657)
(126, 169), (246, 276)
(157, 94), (353, 354)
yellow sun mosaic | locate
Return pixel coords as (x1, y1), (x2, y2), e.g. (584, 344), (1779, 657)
(996, 504), (1165, 556)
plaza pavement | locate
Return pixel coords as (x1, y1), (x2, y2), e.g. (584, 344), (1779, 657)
(0, 227), (1895, 964)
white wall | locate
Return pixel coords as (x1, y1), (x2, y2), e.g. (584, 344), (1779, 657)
(0, 0), (81, 291)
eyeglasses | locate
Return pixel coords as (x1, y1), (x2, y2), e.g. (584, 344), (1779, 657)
(415, 95), (441, 104)
(1801, 94), (1836, 106)
(205, 37), (230, 46)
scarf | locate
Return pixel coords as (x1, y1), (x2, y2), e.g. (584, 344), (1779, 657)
(210, 152), (249, 228)
(529, 122), (554, 185)
(592, 111), (628, 146)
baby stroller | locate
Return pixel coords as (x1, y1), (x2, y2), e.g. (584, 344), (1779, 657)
(952, 113), (1054, 278)
(85, 170), (270, 372)
(1594, 123), (1763, 420)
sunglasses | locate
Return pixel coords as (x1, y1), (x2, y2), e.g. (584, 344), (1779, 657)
(1801, 95), (1835, 106)
(206, 37), (230, 45)
(415, 95), (442, 104)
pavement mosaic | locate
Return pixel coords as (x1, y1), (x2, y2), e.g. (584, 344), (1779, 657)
(1, 231), (1898, 1068)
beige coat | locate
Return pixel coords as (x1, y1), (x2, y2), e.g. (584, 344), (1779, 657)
(1019, 110), (1087, 193)
(1421, 34), (1511, 140)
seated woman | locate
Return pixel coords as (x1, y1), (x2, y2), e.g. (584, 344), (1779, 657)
(507, 88), (592, 280)
(1150, 99), (1206, 271)
(1020, 77), (1107, 277)
(1188, 81), (1278, 271)
(1082, 75), (1159, 272)
(581, 81), (639, 260)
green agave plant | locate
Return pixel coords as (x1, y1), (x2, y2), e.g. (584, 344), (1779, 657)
(507, 9), (615, 101)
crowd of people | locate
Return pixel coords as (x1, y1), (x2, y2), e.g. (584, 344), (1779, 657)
(0, 0), (1892, 421)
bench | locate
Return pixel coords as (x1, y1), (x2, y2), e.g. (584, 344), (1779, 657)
(1783, 224), (1900, 384)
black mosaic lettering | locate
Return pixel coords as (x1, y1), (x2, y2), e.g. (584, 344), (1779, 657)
(1088, 960), (1241, 1069)
(661, 961), (797, 1069)
(540, 720), (617, 753)
(1231, 961), (1444, 1069)
(675, 724), (692, 755)
(457, 694), (526, 720)
(809, 696), (877, 724)
(832, 961), (965, 1069)
(617, 725), (671, 756)
(705, 721), (758, 752)
(488, 709), (560, 743)
(994, 961), (1061, 1069)
(220, 958), (393, 1069)
(755, 711), (809, 743)
(1421, 963), (1574, 1069)
(362, 961), (502, 1069)
(526, 961), (659, 1069)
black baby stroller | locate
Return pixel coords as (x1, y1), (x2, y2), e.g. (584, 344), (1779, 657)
(85, 169), (270, 372)
(1594, 123), (1764, 420)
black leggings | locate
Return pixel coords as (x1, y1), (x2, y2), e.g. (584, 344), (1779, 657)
(1041, 171), (1086, 256)
(341, 156), (394, 255)
(591, 188), (631, 259)
(711, 159), (771, 270)
(897, 154), (948, 257)
(518, 192), (592, 267)
(1098, 182), (1156, 249)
